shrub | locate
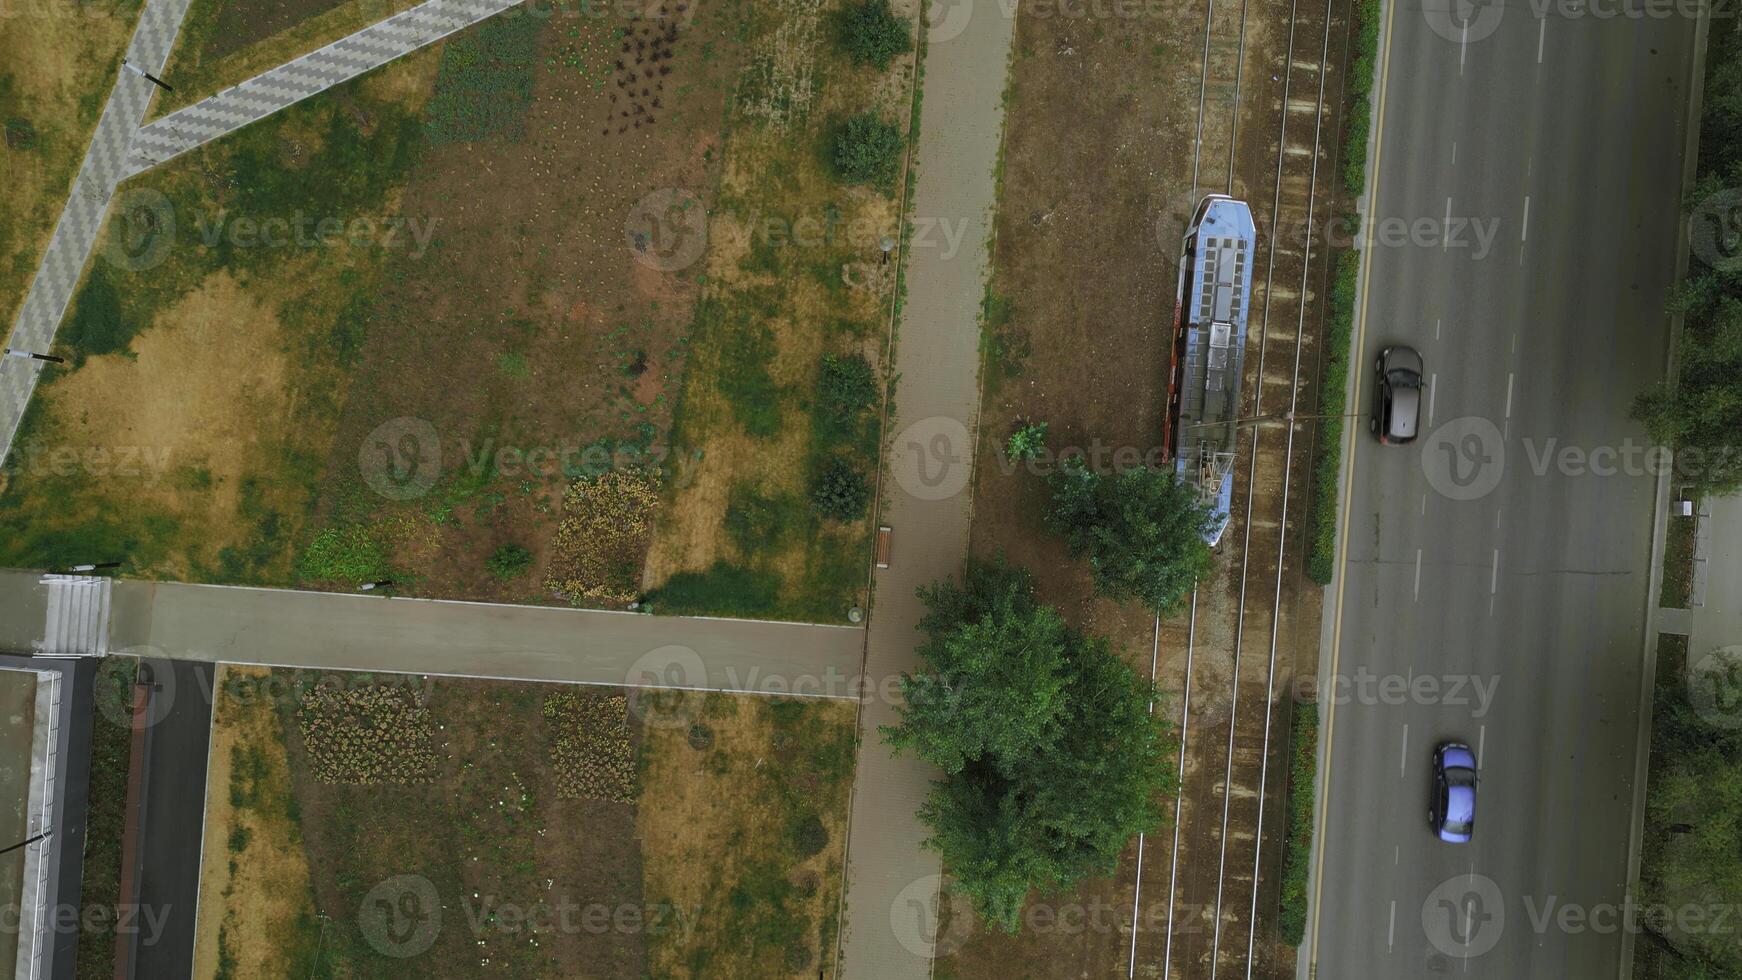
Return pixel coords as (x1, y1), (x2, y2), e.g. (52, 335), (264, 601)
(830, 112), (904, 188)
(1305, 248), (1360, 584)
(839, 0), (912, 71)
(809, 457), (871, 521)
(4, 117), (36, 151)
(487, 543), (532, 581)
(791, 814), (830, 857)
(1005, 420), (1047, 461)
(819, 352), (879, 422)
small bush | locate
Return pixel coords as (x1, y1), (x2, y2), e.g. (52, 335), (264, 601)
(1005, 420), (1047, 461)
(809, 457), (871, 522)
(487, 543), (532, 581)
(839, 0), (912, 71)
(830, 112), (904, 188)
(791, 814), (830, 857)
(819, 353), (879, 422)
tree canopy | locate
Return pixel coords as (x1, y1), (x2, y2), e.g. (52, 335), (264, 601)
(882, 560), (1176, 931)
(1045, 459), (1214, 614)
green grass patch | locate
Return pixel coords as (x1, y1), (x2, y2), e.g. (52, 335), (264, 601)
(1305, 245), (1359, 585)
(424, 12), (542, 145)
(1278, 701), (1319, 945)
(649, 560), (782, 617)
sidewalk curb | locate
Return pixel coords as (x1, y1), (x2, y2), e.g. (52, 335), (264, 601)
(1617, 2), (1711, 977)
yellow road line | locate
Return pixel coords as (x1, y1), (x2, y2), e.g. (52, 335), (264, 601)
(1308, 0), (1399, 966)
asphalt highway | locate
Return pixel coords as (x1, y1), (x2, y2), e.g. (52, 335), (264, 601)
(1309, 0), (1698, 975)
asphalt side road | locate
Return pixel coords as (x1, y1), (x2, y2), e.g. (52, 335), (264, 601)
(1310, 0), (1698, 976)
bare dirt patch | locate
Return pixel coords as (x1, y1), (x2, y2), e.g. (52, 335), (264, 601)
(300, 0), (749, 603)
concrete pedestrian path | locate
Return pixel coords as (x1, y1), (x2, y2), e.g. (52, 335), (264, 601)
(0, 571), (864, 695)
(835, 5), (1018, 977)
(0, 0), (192, 460)
(123, 0), (524, 176)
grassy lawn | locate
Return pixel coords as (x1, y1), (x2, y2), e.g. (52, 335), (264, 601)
(152, 0), (428, 119)
(0, 0), (142, 337)
(640, 0), (922, 623)
(190, 668), (857, 978)
(0, 48), (441, 581)
(1660, 512), (1697, 609)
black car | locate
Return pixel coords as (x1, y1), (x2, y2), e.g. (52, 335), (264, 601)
(1370, 345), (1423, 445)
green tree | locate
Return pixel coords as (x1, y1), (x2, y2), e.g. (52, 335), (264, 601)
(883, 561), (1176, 931)
(830, 112), (904, 188)
(809, 456), (871, 521)
(1045, 459), (1213, 614)
(838, 0), (912, 71)
(1633, 284), (1742, 493)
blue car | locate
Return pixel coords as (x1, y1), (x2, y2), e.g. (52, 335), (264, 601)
(1430, 742), (1478, 843)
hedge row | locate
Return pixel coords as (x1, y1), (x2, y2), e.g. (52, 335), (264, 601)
(1277, 702), (1320, 944)
(1305, 249), (1360, 584)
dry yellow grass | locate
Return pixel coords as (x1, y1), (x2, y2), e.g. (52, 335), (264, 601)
(191, 666), (322, 980)
(638, 693), (858, 977)
(640, 0), (917, 617)
(0, 0), (141, 334)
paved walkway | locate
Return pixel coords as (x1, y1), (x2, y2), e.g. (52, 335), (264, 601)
(0, 0), (192, 459)
(124, 0), (523, 175)
(835, 6), (1018, 977)
(1686, 495), (1742, 658)
(0, 571), (863, 695)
